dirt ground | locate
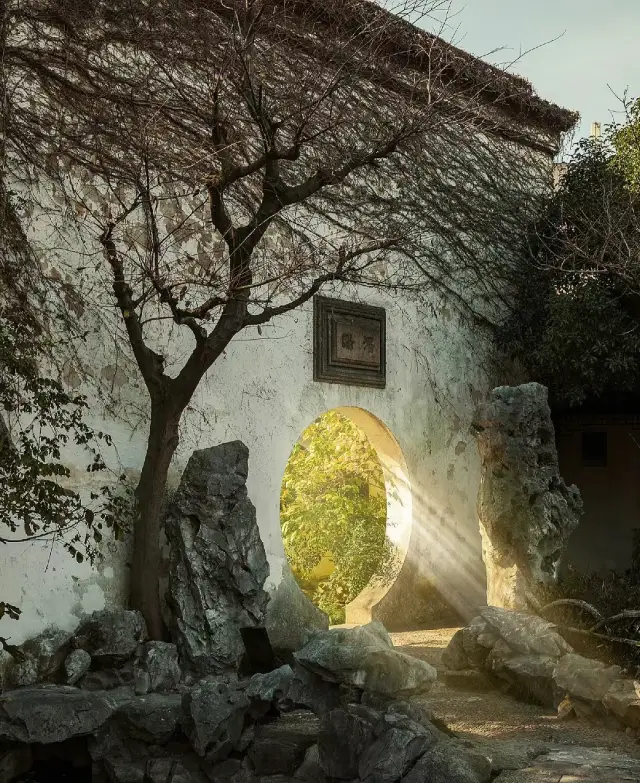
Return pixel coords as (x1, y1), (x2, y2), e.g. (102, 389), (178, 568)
(389, 627), (640, 766)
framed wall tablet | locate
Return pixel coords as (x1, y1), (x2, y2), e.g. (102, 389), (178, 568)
(313, 296), (386, 388)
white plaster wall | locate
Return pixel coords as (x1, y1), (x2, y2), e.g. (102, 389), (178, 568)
(0, 277), (493, 643)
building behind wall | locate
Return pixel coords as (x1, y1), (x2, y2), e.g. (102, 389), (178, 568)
(556, 400), (640, 575)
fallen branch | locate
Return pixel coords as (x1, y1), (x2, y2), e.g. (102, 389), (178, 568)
(538, 598), (604, 625)
(557, 624), (640, 651)
(0, 636), (26, 662)
(590, 610), (640, 634)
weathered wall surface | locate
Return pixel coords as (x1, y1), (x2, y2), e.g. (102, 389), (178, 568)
(0, 278), (494, 644)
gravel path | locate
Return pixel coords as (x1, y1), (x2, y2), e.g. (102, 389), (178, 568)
(389, 627), (640, 768)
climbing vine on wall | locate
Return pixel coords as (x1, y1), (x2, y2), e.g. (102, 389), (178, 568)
(280, 411), (392, 624)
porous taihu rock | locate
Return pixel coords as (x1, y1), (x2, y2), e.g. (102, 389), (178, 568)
(473, 383), (582, 608)
(165, 441), (270, 675)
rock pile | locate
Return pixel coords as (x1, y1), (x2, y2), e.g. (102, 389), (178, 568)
(0, 615), (497, 783)
(444, 606), (640, 733)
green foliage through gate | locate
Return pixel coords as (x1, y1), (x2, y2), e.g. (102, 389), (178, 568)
(280, 411), (392, 624)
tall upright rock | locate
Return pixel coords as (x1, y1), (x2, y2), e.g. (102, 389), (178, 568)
(165, 441), (269, 674)
(473, 383), (582, 608)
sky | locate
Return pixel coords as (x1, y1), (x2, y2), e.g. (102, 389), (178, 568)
(417, 0), (640, 150)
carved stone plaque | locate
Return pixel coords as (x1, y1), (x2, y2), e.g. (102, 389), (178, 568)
(313, 296), (386, 388)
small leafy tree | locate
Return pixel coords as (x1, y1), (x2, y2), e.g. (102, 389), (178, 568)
(0, 183), (125, 634)
(612, 97), (640, 193)
(502, 118), (640, 408)
(280, 411), (392, 624)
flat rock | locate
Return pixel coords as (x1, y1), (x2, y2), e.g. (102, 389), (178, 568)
(553, 654), (622, 706)
(490, 654), (557, 707)
(604, 679), (640, 729)
(146, 757), (201, 783)
(479, 607), (572, 659)
(0, 744), (32, 783)
(494, 747), (640, 781)
(115, 692), (183, 742)
(0, 685), (133, 744)
(293, 744), (322, 781)
(294, 622), (437, 698)
(358, 711), (440, 783)
(442, 629), (470, 671)
(182, 675), (249, 761)
(7, 627), (72, 687)
(246, 665), (295, 706)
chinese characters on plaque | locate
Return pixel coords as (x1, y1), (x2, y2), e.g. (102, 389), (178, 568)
(313, 296), (386, 388)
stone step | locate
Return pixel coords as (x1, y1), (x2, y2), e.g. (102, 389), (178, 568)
(494, 747), (640, 781)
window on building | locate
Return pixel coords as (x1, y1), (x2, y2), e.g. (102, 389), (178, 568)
(581, 431), (607, 467)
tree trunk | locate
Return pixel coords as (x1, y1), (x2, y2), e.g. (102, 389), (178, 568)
(131, 402), (180, 639)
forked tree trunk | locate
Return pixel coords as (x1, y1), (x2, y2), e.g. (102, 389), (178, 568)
(131, 402), (180, 639)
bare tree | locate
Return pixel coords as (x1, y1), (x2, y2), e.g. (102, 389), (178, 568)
(2, 0), (575, 637)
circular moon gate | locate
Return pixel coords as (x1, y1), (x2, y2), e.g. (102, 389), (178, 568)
(280, 406), (412, 625)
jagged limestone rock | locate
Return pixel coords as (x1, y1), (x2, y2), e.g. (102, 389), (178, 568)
(73, 609), (148, 667)
(6, 627), (72, 688)
(64, 649), (92, 685)
(473, 383), (582, 608)
(294, 622), (437, 699)
(136, 641), (182, 693)
(165, 441), (270, 675)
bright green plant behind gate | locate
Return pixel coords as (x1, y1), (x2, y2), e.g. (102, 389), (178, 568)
(280, 411), (389, 624)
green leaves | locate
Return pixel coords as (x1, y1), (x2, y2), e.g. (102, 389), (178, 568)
(612, 98), (640, 194)
(280, 411), (390, 624)
(0, 306), (134, 619)
(502, 114), (640, 410)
